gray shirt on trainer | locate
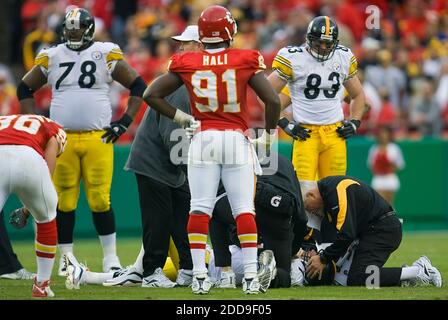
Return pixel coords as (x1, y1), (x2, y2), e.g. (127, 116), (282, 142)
(125, 85), (191, 187)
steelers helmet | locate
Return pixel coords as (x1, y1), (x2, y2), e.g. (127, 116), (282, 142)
(306, 16), (339, 62)
(62, 8), (95, 50)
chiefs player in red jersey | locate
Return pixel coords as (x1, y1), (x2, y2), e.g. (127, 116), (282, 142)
(144, 5), (280, 294)
(0, 114), (66, 297)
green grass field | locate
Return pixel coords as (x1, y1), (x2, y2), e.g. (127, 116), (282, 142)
(1, 232), (447, 300)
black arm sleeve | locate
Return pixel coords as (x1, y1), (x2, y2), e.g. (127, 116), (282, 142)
(17, 81), (35, 100)
(129, 76), (147, 97)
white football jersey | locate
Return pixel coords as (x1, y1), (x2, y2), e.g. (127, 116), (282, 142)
(272, 45), (358, 125)
(35, 42), (124, 130)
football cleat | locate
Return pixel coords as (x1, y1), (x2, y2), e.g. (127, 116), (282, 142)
(32, 278), (55, 298)
(257, 250), (277, 293)
(103, 254), (122, 273)
(412, 256), (443, 288)
(58, 256), (67, 277)
(191, 275), (213, 294)
(176, 269), (193, 287)
(103, 266), (143, 287)
(214, 270), (236, 289)
(64, 252), (87, 290)
(0, 268), (36, 280)
(142, 268), (177, 288)
(242, 277), (261, 294)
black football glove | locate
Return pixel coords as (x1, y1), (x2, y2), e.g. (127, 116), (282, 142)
(336, 119), (361, 139)
(278, 118), (311, 141)
(9, 207), (30, 229)
(102, 114), (133, 143)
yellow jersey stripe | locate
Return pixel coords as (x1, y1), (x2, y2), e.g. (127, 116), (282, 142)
(336, 179), (360, 230)
(325, 16), (330, 36)
(303, 228), (314, 241)
(281, 85), (291, 97)
(106, 50), (124, 63)
(35, 242), (57, 254)
(35, 54), (49, 69)
(272, 60), (293, 80)
(274, 55), (292, 67)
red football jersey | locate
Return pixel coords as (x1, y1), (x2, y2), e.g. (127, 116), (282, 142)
(168, 48), (266, 131)
(0, 114), (65, 158)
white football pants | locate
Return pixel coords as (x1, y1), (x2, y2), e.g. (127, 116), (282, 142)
(0, 145), (57, 223)
(188, 130), (259, 217)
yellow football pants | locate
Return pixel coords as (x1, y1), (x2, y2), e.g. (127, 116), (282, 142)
(163, 238), (180, 281)
(292, 122), (347, 181)
(53, 131), (113, 213)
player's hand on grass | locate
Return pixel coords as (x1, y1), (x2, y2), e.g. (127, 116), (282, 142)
(9, 207), (30, 229)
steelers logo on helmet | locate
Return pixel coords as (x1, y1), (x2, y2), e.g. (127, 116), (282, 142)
(62, 8), (95, 51)
(306, 16), (339, 62)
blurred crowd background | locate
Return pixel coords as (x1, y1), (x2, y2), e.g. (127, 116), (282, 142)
(1, 0), (447, 143)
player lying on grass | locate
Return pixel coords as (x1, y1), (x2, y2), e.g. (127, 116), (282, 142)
(63, 245), (276, 290)
(289, 241), (442, 287)
(302, 176), (443, 287)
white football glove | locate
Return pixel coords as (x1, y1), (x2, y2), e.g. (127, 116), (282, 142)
(185, 119), (200, 139)
(250, 130), (277, 151)
(173, 109), (194, 127)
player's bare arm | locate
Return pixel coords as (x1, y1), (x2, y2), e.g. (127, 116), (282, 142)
(44, 136), (59, 176)
(336, 75), (366, 139)
(17, 66), (47, 114)
(112, 60), (143, 119)
(102, 60), (146, 143)
(143, 72), (190, 125)
(249, 72), (281, 130)
(266, 72), (290, 111)
(344, 75), (366, 121)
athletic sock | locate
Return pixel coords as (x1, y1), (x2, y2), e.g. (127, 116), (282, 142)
(235, 213), (258, 279)
(92, 209), (117, 257)
(84, 271), (115, 284)
(35, 219), (57, 283)
(133, 245), (145, 274)
(187, 213), (210, 277)
(56, 209), (75, 244)
(400, 266), (420, 280)
(99, 233), (117, 257)
(58, 243), (73, 256)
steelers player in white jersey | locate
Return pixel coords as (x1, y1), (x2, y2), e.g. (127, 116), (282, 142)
(17, 8), (146, 275)
(267, 16), (366, 198)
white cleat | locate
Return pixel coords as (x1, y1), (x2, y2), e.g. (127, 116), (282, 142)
(242, 277), (262, 294)
(0, 268), (36, 280)
(103, 255), (122, 273)
(103, 266), (143, 287)
(64, 252), (87, 290)
(176, 269), (193, 287)
(191, 275), (213, 294)
(214, 270), (236, 288)
(58, 256), (67, 277)
(412, 256), (443, 288)
(257, 250), (277, 293)
(142, 268), (177, 288)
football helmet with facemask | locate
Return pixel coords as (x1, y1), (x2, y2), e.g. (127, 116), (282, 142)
(306, 16), (339, 62)
(62, 8), (95, 50)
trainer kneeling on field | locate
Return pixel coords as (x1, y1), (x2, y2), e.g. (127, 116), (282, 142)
(304, 175), (442, 287)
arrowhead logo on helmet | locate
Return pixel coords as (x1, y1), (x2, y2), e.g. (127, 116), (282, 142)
(198, 5), (238, 44)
